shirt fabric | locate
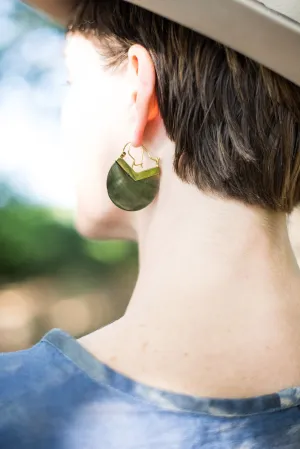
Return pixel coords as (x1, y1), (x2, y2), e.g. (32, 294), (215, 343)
(1, 328), (300, 449)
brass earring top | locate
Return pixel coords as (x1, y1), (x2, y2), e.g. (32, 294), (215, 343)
(120, 142), (160, 170)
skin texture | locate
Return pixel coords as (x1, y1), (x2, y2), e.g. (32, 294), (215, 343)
(64, 33), (300, 398)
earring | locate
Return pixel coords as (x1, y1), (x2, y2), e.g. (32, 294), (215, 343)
(106, 143), (160, 212)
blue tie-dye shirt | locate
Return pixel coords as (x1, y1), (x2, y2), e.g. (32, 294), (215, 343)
(1, 329), (300, 448)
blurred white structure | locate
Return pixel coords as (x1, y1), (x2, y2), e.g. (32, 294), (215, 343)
(0, 0), (74, 208)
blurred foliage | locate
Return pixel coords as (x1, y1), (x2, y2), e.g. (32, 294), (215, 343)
(0, 181), (138, 286)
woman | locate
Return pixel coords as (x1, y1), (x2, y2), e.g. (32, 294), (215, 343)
(1, 0), (300, 447)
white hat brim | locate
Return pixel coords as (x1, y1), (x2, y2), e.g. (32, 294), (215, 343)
(23, 0), (300, 87)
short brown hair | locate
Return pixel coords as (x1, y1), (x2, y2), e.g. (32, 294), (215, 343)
(70, 0), (300, 213)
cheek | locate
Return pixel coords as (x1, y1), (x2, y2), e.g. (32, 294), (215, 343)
(62, 76), (126, 183)
(63, 82), (111, 159)
(60, 74), (132, 236)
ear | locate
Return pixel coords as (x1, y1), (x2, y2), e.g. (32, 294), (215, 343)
(128, 44), (159, 147)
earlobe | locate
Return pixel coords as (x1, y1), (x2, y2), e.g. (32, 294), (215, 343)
(148, 95), (159, 121)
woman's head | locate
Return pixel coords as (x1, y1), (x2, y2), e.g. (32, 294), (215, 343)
(63, 0), (300, 240)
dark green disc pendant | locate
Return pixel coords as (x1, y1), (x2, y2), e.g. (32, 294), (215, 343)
(107, 157), (160, 212)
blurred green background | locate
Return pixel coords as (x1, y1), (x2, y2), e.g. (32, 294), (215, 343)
(0, 1), (138, 351)
(0, 179), (138, 352)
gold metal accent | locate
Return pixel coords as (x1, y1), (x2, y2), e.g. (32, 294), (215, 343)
(116, 158), (160, 182)
(120, 143), (160, 170)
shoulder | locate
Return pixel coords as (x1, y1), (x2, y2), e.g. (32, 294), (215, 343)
(0, 339), (61, 403)
(0, 341), (55, 447)
(0, 335), (100, 449)
(0, 333), (92, 405)
(0, 342), (43, 388)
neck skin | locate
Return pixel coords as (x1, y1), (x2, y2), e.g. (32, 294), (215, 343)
(81, 143), (300, 398)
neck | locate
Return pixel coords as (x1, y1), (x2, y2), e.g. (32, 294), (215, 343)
(126, 186), (299, 326)
(80, 182), (300, 398)
(113, 193), (300, 396)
